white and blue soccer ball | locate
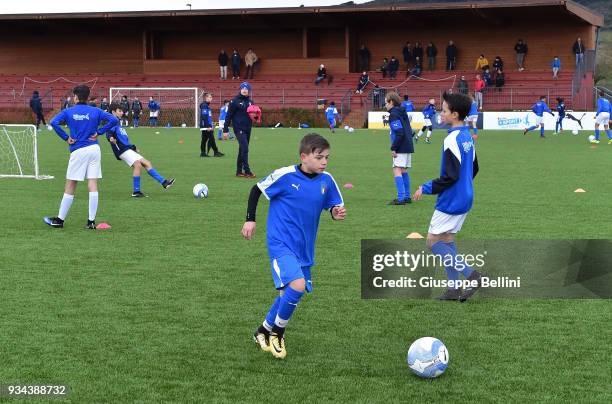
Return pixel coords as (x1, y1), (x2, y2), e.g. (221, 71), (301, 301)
(572, 129), (579, 135)
(348, 127), (355, 133)
(344, 125), (350, 130)
(181, 123), (187, 128)
(193, 183), (209, 198)
(588, 134), (596, 142)
(407, 337), (449, 378)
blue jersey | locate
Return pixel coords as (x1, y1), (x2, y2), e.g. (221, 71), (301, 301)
(148, 100), (160, 111)
(220, 105), (228, 120)
(199, 102), (213, 128)
(106, 124), (136, 160)
(531, 101), (552, 117)
(423, 104), (436, 119)
(556, 103), (566, 118)
(468, 101), (478, 117)
(389, 106), (414, 154)
(422, 126), (479, 215)
(325, 106), (338, 121)
(257, 165), (344, 267)
(50, 103), (119, 153)
(401, 100), (414, 112)
(596, 97), (611, 116)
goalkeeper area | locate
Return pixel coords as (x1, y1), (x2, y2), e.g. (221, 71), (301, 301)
(0, 124), (53, 179)
(109, 87), (200, 128)
(0, 127), (609, 402)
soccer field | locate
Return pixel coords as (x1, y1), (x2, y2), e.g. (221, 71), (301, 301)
(1, 127), (610, 402)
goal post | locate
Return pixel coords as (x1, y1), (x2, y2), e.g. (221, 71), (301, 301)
(0, 124), (53, 180)
(109, 87), (199, 128)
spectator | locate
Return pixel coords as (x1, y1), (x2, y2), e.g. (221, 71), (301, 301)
(413, 42), (424, 63)
(61, 96), (73, 110)
(372, 85), (386, 110)
(426, 42), (437, 71)
(446, 40), (458, 70)
(483, 69), (493, 87)
(100, 97), (109, 112)
(314, 64), (332, 85)
(358, 44), (371, 72)
(475, 54), (489, 71)
(409, 57), (422, 78)
(218, 49), (228, 80)
(380, 58), (389, 78)
(29, 90), (46, 130)
(495, 69), (505, 92)
(492, 56), (503, 81)
(388, 56), (400, 78)
(457, 75), (468, 95)
(355, 71), (369, 94)
(245, 48), (258, 80)
(514, 39), (528, 71)
(231, 49), (241, 80)
(551, 56), (561, 79)
(88, 96), (97, 107)
(402, 42), (413, 68)
(572, 37), (585, 67)
(474, 74), (485, 110)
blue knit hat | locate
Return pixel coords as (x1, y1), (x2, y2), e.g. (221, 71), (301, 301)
(239, 81), (251, 92)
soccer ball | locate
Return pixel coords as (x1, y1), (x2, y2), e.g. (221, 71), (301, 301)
(193, 183), (209, 198)
(348, 127), (355, 133)
(181, 123), (187, 128)
(572, 129), (579, 135)
(407, 337), (449, 378)
(588, 135), (596, 142)
(344, 125), (349, 130)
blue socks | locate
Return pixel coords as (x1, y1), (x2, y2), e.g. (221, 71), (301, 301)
(607, 129), (612, 139)
(401, 172), (410, 201)
(527, 125), (537, 132)
(473, 127), (478, 135)
(394, 176), (405, 201)
(431, 241), (475, 288)
(540, 127), (545, 137)
(595, 129), (600, 140)
(274, 286), (304, 329)
(147, 168), (165, 184)
(263, 296), (281, 331)
(133, 176), (141, 193)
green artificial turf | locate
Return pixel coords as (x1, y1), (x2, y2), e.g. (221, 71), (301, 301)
(0, 127), (610, 402)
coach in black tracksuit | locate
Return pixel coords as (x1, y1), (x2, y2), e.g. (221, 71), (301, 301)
(223, 82), (255, 178)
(29, 91), (46, 129)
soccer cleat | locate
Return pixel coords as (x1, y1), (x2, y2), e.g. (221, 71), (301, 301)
(459, 271), (482, 302)
(236, 173), (245, 178)
(162, 178), (175, 189)
(200, 153), (209, 157)
(437, 288), (461, 301)
(43, 216), (64, 228)
(425, 138), (431, 144)
(402, 198), (412, 204)
(85, 220), (96, 230)
(590, 139), (600, 144)
(388, 199), (406, 205)
(244, 172), (256, 179)
(608, 140), (612, 145)
(253, 330), (271, 352)
(472, 134), (478, 139)
(213, 152), (225, 157)
(269, 332), (287, 359)
(523, 128), (528, 135)
(131, 191), (148, 198)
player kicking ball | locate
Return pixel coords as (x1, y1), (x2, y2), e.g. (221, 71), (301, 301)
(413, 92), (482, 301)
(106, 104), (175, 197)
(242, 133), (346, 359)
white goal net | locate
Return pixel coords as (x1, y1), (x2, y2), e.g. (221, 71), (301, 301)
(0, 124), (53, 180)
(109, 87), (199, 128)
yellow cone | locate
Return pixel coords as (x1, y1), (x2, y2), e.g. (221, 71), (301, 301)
(406, 232), (424, 239)
(574, 188), (586, 193)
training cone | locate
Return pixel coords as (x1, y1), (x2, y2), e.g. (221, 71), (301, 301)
(178, 139), (184, 144)
(344, 183), (354, 189)
(406, 232), (424, 239)
(574, 188), (586, 193)
(96, 223), (112, 229)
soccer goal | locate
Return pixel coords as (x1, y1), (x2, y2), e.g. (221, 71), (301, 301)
(0, 124), (53, 180)
(109, 87), (199, 128)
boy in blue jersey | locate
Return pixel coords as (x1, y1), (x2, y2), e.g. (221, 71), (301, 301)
(44, 85), (119, 229)
(465, 99), (479, 139)
(386, 92), (414, 205)
(415, 98), (436, 144)
(325, 102), (339, 133)
(523, 96), (554, 138)
(217, 99), (232, 140)
(131, 97), (142, 128)
(199, 93), (224, 157)
(593, 91), (612, 144)
(148, 96), (160, 127)
(413, 92), (481, 301)
(242, 133), (346, 359)
(401, 95), (415, 122)
(106, 103), (175, 197)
